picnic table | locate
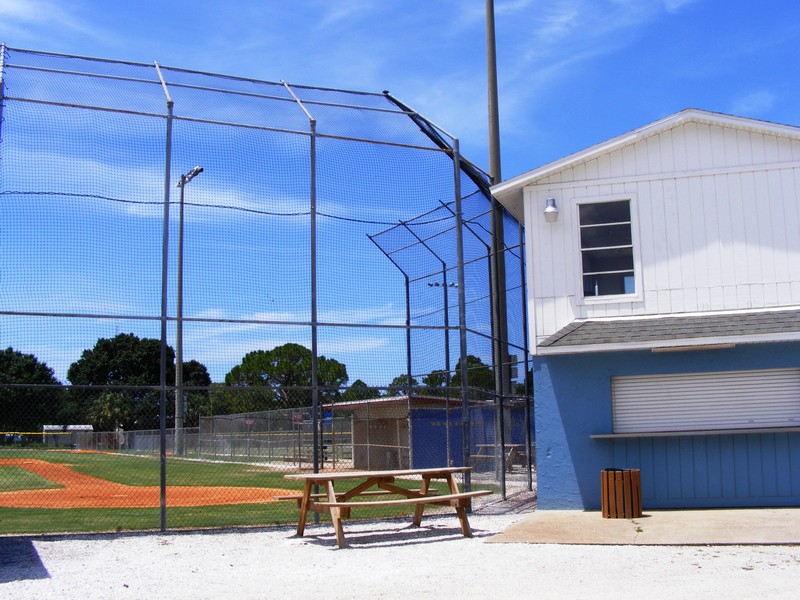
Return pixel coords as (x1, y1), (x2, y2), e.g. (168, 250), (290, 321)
(283, 466), (492, 548)
(472, 444), (527, 472)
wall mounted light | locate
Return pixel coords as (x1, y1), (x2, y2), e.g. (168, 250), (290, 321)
(544, 197), (559, 223)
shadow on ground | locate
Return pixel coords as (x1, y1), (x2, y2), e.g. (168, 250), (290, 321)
(0, 537), (50, 583)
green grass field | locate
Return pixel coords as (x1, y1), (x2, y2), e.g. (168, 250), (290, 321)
(0, 465), (62, 492)
(0, 449), (491, 535)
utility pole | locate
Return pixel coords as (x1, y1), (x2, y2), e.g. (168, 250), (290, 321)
(487, 0), (511, 497)
(486, 0), (510, 396)
(486, 0), (502, 184)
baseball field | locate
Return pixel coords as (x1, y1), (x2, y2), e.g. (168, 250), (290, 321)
(0, 449), (458, 534)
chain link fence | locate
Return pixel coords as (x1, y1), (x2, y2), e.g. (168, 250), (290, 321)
(0, 45), (532, 535)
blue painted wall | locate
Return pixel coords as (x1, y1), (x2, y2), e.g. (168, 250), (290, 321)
(409, 406), (532, 470)
(534, 342), (800, 510)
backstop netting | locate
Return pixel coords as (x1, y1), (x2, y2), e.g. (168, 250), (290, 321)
(0, 45), (531, 534)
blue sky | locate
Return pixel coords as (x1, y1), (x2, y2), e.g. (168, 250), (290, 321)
(2, 0), (799, 386)
(3, 0), (798, 180)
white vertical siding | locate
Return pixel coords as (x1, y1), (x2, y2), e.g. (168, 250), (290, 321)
(525, 120), (800, 347)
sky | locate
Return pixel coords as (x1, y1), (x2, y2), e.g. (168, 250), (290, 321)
(2, 0), (800, 386)
(3, 0), (799, 181)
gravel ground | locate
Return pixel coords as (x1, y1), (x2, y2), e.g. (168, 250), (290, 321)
(2, 501), (799, 600)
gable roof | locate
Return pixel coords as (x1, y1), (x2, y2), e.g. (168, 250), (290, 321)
(538, 308), (800, 354)
(491, 108), (800, 222)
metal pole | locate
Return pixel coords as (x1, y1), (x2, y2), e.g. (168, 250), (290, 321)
(398, 222), (454, 465)
(404, 273), (413, 468)
(155, 60), (174, 532)
(519, 222), (534, 491)
(486, 0), (502, 183)
(486, 0), (511, 405)
(0, 44), (6, 143)
(175, 166), (202, 457)
(494, 240), (507, 500)
(442, 273), (452, 467)
(282, 81), (320, 481)
(175, 178), (185, 457)
(453, 140), (471, 491)
(405, 274), (412, 395)
(310, 119), (320, 476)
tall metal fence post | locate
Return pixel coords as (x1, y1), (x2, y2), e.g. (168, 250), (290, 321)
(452, 139), (471, 492)
(155, 61), (174, 532)
(405, 273), (412, 396)
(520, 221), (534, 491)
(309, 120), (319, 475)
(0, 44), (6, 143)
(400, 222), (454, 467)
(281, 82), (320, 479)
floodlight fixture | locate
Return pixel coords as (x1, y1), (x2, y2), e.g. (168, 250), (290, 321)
(177, 166), (204, 187)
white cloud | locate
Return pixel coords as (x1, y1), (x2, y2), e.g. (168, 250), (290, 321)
(0, 0), (109, 42)
(4, 144), (312, 222)
(313, 0), (377, 30)
(491, 1), (680, 117)
(662, 0), (700, 13)
(728, 90), (776, 117)
(0, 0), (52, 21)
(188, 302), (405, 332)
(182, 311), (399, 383)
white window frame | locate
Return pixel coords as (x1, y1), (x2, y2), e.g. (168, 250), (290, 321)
(574, 195), (641, 304)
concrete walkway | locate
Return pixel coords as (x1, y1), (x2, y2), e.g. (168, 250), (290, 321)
(489, 508), (800, 545)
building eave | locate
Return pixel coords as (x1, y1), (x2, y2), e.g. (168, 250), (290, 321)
(491, 108), (800, 222)
(534, 331), (800, 356)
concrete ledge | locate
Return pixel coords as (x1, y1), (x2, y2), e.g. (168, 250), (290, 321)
(488, 508), (800, 545)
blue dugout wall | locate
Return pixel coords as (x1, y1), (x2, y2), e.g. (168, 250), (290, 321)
(409, 406), (531, 470)
(534, 342), (800, 510)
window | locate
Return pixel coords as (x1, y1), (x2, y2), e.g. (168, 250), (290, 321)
(579, 200), (634, 297)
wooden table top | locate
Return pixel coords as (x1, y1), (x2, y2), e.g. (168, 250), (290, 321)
(285, 466), (472, 481)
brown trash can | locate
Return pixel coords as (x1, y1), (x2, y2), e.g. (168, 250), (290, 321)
(601, 468), (642, 518)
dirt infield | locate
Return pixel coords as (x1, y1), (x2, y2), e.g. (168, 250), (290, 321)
(0, 458), (294, 509)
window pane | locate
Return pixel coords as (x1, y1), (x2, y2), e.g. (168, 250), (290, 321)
(580, 223), (632, 248)
(581, 247), (634, 273)
(583, 272), (635, 296)
(579, 200), (630, 225)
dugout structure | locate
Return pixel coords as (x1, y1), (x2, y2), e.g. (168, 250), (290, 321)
(40, 424), (94, 449)
(0, 45), (531, 530)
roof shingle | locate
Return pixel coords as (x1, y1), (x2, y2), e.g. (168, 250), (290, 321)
(539, 310), (800, 348)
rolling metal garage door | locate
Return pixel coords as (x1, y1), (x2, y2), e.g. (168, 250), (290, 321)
(612, 368), (800, 434)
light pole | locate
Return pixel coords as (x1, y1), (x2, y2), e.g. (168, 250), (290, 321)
(175, 165), (203, 456)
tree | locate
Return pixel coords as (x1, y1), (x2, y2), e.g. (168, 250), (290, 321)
(387, 374), (417, 396)
(0, 347), (64, 431)
(224, 343), (348, 406)
(68, 333), (170, 385)
(182, 360), (212, 427)
(342, 379), (379, 401)
(67, 333), (175, 430)
(450, 355), (494, 391)
(422, 369), (449, 396)
(86, 390), (134, 432)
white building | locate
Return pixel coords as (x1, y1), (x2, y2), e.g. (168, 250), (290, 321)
(492, 109), (800, 509)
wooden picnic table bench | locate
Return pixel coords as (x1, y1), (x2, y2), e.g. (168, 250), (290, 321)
(283, 466), (492, 548)
(472, 443), (528, 472)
